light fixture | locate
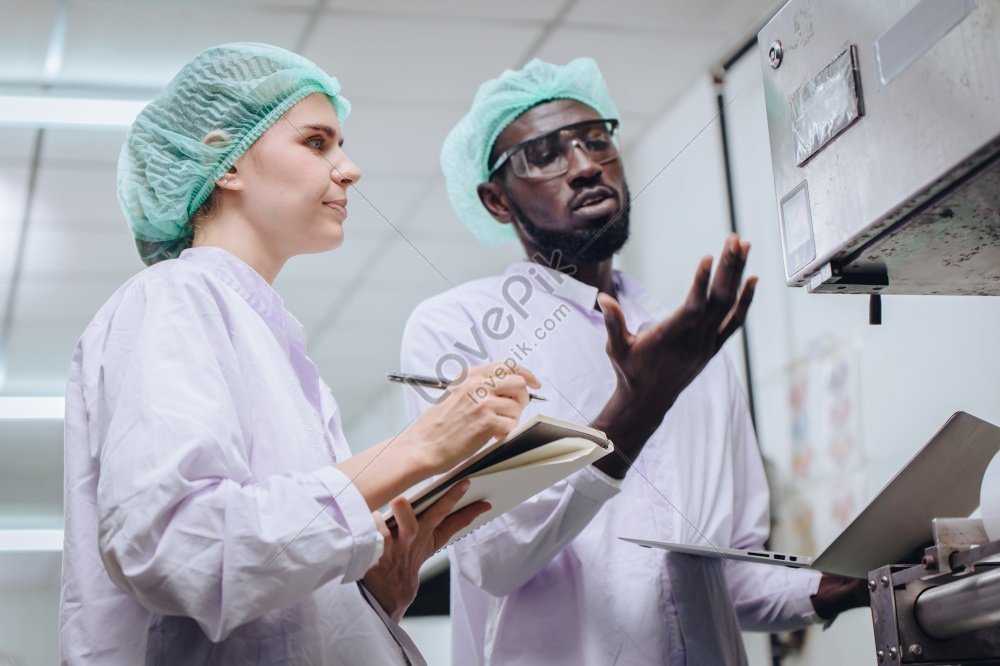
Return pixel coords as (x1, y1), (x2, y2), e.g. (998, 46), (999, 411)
(0, 396), (65, 420)
(0, 95), (147, 129)
(0, 529), (63, 552)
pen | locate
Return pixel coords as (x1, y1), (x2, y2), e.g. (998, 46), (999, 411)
(387, 372), (547, 401)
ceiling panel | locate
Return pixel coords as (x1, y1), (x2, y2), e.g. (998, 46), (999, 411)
(29, 165), (122, 232)
(20, 227), (141, 280)
(340, 0), (567, 22)
(536, 26), (721, 117)
(11, 279), (120, 327)
(0, 128), (38, 161)
(566, 0), (779, 34)
(0, 0), (60, 81)
(3, 324), (82, 394)
(334, 174), (428, 242)
(302, 16), (545, 106)
(336, 101), (469, 176)
(58, 3), (307, 87)
(275, 233), (389, 289)
(73, 0), (317, 8)
(0, 552), (61, 589)
(0, 420), (63, 509)
(40, 127), (127, 167)
(0, 167), (29, 283)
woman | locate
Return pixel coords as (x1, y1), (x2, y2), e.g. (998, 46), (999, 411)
(60, 43), (537, 665)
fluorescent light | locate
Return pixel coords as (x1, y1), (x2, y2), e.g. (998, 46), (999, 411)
(0, 396), (65, 420)
(0, 529), (63, 552)
(0, 95), (147, 129)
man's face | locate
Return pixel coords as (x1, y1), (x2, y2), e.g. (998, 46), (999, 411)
(488, 99), (630, 263)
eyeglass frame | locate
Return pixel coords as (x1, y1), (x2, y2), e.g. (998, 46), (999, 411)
(487, 117), (621, 180)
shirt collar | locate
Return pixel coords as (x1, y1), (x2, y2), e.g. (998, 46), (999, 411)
(504, 260), (659, 317)
(179, 246), (290, 332)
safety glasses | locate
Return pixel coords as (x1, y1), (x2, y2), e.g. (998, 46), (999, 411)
(488, 118), (620, 180)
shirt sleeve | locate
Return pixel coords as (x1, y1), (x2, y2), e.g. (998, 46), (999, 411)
(719, 354), (822, 631)
(91, 275), (382, 642)
(400, 298), (621, 597)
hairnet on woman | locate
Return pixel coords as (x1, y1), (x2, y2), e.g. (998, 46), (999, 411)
(60, 42), (538, 665)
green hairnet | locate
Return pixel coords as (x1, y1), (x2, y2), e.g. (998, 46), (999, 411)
(440, 57), (620, 246)
(118, 42), (350, 265)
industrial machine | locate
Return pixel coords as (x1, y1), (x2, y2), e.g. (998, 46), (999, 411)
(759, 0), (999, 297)
(759, 2), (1000, 661)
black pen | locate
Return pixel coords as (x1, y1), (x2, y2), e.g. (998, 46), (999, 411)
(387, 372), (547, 401)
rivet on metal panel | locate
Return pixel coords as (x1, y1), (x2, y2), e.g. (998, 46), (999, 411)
(909, 643), (924, 657)
(876, 649), (885, 663)
(889, 646), (898, 660)
(880, 575), (890, 587)
(869, 579), (877, 592)
(769, 40), (783, 69)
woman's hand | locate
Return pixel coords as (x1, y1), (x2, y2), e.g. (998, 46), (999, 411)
(406, 362), (540, 475)
(363, 481), (490, 622)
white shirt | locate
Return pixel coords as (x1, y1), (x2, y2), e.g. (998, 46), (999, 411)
(400, 261), (821, 665)
(61, 247), (422, 665)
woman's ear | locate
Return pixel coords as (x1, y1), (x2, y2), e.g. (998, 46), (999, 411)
(477, 181), (514, 225)
(215, 166), (241, 190)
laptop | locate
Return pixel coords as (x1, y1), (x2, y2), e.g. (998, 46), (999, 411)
(620, 411), (1000, 578)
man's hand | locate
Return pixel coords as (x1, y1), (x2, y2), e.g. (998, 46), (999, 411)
(592, 234), (757, 478)
(810, 573), (871, 620)
(362, 481), (491, 622)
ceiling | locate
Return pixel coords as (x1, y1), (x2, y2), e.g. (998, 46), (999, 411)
(0, 0), (783, 546)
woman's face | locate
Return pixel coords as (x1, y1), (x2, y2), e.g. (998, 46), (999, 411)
(229, 93), (361, 259)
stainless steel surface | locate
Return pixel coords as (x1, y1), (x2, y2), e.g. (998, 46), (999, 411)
(759, 0), (1000, 294)
(915, 566), (1000, 640)
(869, 563), (1000, 664)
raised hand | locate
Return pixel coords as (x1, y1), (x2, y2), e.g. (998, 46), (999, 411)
(592, 234), (756, 477)
(362, 481), (491, 622)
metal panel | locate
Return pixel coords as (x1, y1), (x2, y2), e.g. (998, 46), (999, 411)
(759, 0), (1000, 294)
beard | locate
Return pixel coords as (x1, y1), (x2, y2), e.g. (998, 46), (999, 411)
(510, 186), (631, 264)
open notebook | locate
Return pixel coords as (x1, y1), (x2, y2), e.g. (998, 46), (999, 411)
(621, 411), (1000, 578)
(386, 414), (613, 546)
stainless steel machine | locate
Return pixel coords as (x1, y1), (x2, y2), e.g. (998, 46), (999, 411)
(759, 3), (1000, 660)
(759, 0), (999, 296)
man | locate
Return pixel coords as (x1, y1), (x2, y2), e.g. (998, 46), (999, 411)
(400, 58), (867, 665)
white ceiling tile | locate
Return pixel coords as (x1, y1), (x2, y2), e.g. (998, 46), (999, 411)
(3, 323), (82, 394)
(340, 101), (469, 175)
(567, 0), (729, 32)
(0, 552), (62, 590)
(0, 166), (30, 223)
(0, 230), (20, 284)
(337, 0), (567, 22)
(30, 164), (122, 232)
(58, 4), (307, 87)
(302, 16), (543, 106)
(40, 127), (127, 166)
(0, 0), (60, 81)
(0, 127), (39, 160)
(536, 26), (721, 117)
(338, 174), (429, 241)
(20, 227), (142, 280)
(275, 233), (388, 289)
(11, 278), (120, 327)
(74, 0), (316, 8)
